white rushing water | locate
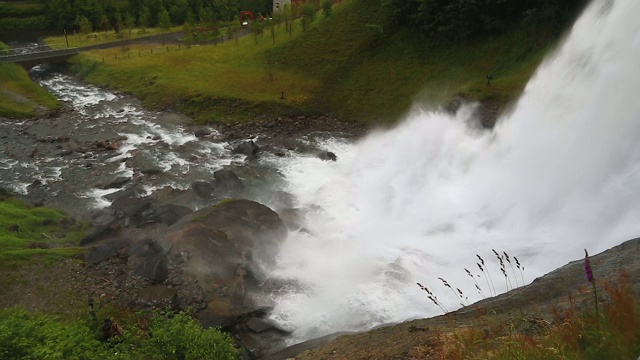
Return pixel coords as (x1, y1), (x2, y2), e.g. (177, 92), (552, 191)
(267, 0), (640, 342)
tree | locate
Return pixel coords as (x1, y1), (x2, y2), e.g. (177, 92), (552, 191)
(300, 3), (315, 31)
(112, 11), (124, 33)
(124, 13), (136, 35)
(183, 22), (195, 46)
(100, 15), (111, 32)
(281, 3), (291, 34)
(170, 0), (190, 24)
(227, 15), (241, 43)
(322, 0), (332, 17)
(75, 15), (92, 34)
(45, 0), (74, 30)
(158, 7), (172, 44)
(201, 7), (221, 44)
(73, 0), (105, 30)
(158, 7), (172, 30)
(138, 5), (151, 32)
(250, 19), (264, 44)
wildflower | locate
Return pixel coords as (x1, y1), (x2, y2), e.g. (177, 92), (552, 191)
(584, 249), (600, 333)
(584, 249), (594, 283)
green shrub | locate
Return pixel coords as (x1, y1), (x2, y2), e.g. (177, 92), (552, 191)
(0, 308), (239, 360)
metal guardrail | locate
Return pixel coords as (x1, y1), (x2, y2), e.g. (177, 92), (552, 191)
(0, 47), (79, 57)
(0, 48), (80, 64)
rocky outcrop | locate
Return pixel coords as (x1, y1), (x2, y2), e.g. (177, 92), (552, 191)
(81, 198), (290, 358)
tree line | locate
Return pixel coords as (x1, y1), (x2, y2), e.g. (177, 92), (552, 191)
(382, 0), (589, 41)
(1, 0), (273, 33)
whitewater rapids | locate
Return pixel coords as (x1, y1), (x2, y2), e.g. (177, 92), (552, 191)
(265, 0), (640, 342)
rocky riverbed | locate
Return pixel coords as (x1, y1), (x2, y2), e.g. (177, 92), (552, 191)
(0, 67), (369, 358)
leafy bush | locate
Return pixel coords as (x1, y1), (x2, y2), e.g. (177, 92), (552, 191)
(0, 308), (239, 360)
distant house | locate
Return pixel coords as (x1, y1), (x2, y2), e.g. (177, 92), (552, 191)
(273, 0), (300, 13)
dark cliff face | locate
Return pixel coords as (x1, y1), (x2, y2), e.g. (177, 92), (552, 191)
(266, 237), (640, 360)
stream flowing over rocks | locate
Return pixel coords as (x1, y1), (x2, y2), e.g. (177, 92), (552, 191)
(0, 66), (359, 358)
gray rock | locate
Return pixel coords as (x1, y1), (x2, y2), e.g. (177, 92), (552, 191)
(233, 140), (260, 156)
(141, 204), (192, 226)
(317, 151), (337, 161)
(192, 181), (214, 198)
(102, 176), (131, 190)
(80, 214), (118, 245)
(213, 169), (245, 194)
(135, 242), (169, 283)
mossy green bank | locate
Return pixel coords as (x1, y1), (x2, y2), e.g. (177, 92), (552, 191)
(0, 189), (86, 271)
(0, 43), (59, 118)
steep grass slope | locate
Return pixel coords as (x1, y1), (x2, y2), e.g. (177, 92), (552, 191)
(267, 0), (560, 123)
(59, 0), (568, 125)
(0, 43), (59, 118)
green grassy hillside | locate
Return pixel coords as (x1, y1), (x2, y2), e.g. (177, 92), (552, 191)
(0, 42), (59, 118)
(58, 0), (569, 125)
(266, 0), (558, 123)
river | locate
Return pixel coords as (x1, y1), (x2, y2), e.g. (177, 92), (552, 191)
(2, 0), (640, 345)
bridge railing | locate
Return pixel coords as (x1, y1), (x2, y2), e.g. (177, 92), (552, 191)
(0, 47), (79, 61)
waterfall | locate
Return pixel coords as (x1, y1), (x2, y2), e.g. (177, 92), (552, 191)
(268, 0), (640, 342)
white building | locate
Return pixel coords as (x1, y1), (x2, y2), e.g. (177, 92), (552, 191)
(273, 0), (292, 13)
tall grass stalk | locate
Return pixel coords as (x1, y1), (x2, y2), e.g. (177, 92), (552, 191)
(504, 251), (520, 288)
(477, 254), (496, 296)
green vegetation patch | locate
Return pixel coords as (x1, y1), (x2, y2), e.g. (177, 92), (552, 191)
(64, 0), (564, 125)
(65, 23), (321, 124)
(0, 194), (86, 269)
(0, 307), (239, 359)
(0, 42), (59, 119)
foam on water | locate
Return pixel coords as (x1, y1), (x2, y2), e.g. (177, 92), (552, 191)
(267, 0), (640, 342)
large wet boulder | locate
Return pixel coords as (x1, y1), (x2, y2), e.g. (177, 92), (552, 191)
(157, 199), (287, 326)
(159, 199), (286, 287)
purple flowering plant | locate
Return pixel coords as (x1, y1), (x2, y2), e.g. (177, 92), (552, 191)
(584, 249), (600, 332)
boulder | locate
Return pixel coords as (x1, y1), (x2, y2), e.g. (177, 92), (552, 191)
(135, 241), (169, 283)
(213, 169), (245, 194)
(141, 204), (192, 227)
(86, 238), (130, 264)
(192, 181), (214, 198)
(80, 213), (119, 245)
(110, 194), (152, 220)
(268, 191), (296, 210)
(102, 176), (131, 190)
(317, 151), (337, 161)
(141, 168), (164, 176)
(158, 199), (287, 327)
(233, 140), (260, 156)
(194, 129), (211, 138)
